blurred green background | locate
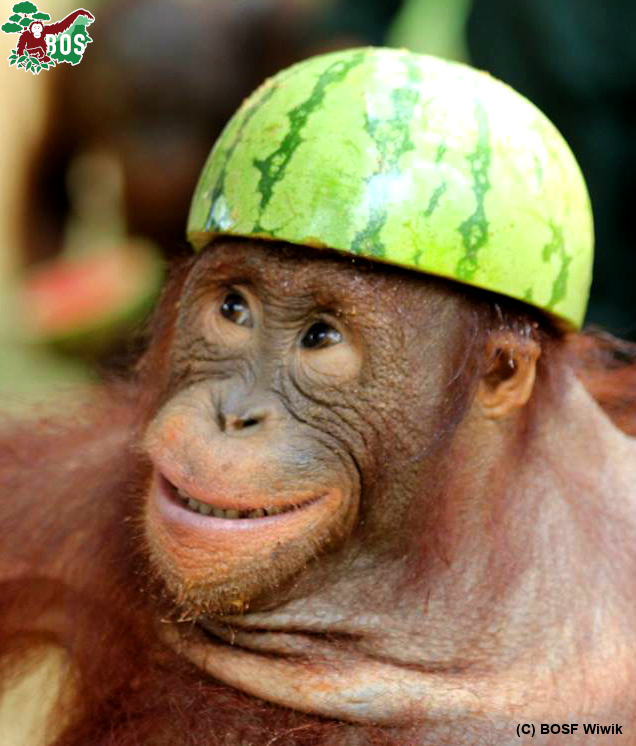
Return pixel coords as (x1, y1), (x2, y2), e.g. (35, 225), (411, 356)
(1, 0), (634, 400)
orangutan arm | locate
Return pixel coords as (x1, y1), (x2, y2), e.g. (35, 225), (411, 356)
(44, 9), (94, 36)
(16, 30), (28, 56)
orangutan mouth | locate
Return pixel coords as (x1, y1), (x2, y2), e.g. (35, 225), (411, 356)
(161, 475), (317, 519)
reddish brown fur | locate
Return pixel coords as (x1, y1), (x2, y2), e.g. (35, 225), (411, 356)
(2, 256), (636, 746)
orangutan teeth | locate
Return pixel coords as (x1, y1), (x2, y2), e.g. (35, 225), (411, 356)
(187, 497), (212, 515)
(175, 488), (295, 519)
(267, 506), (286, 516)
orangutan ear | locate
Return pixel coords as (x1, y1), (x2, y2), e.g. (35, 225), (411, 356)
(477, 333), (541, 419)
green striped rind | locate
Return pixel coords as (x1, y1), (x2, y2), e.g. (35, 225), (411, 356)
(187, 47), (593, 329)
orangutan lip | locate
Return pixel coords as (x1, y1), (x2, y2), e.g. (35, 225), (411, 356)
(159, 474), (319, 520)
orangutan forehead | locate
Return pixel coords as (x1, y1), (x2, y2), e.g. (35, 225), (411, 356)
(186, 239), (439, 312)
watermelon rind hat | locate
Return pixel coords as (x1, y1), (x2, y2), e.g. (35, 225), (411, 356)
(187, 47), (594, 329)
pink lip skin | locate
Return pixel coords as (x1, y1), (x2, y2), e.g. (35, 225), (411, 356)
(150, 472), (332, 535)
(147, 470), (351, 603)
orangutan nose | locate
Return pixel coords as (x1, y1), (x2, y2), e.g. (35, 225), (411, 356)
(218, 405), (273, 435)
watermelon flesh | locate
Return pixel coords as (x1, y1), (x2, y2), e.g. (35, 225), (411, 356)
(22, 243), (163, 342)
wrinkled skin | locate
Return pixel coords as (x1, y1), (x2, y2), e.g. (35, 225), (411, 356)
(144, 241), (465, 619)
(3, 239), (636, 745)
(145, 242), (636, 735)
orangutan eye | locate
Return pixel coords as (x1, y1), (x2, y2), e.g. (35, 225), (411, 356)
(220, 292), (253, 327)
(301, 322), (342, 349)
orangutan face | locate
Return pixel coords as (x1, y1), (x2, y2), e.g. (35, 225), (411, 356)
(142, 240), (469, 619)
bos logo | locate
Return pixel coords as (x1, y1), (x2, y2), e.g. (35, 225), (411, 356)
(1, 2), (94, 74)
